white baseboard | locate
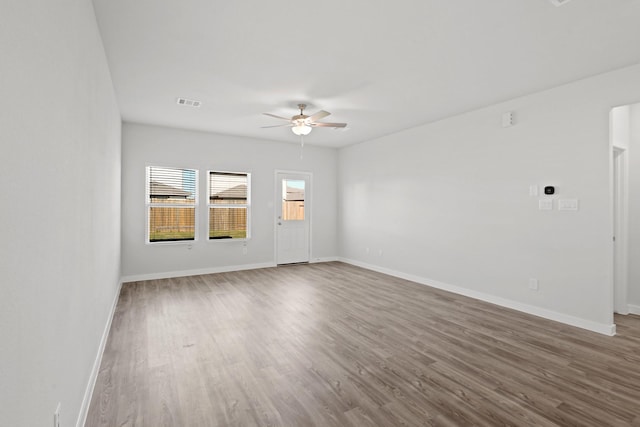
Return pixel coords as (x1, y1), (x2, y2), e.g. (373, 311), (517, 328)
(628, 304), (640, 315)
(76, 279), (123, 427)
(121, 262), (277, 283)
(310, 256), (339, 263)
(338, 258), (616, 336)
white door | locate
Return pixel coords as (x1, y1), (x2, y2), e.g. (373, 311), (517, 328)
(276, 173), (310, 264)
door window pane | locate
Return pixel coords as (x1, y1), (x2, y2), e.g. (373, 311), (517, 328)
(282, 179), (305, 221)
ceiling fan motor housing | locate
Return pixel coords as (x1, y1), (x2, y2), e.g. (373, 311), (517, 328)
(293, 114), (309, 122)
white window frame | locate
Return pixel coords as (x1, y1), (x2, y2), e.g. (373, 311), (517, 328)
(145, 166), (199, 244)
(207, 170), (251, 241)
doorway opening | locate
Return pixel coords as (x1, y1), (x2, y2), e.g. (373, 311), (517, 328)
(610, 103), (640, 317)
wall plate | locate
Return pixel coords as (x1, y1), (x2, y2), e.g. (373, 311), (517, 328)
(539, 199), (553, 210)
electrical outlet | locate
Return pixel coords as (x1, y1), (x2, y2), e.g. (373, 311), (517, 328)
(242, 246), (247, 255)
(53, 403), (60, 427)
(365, 247), (370, 254)
(378, 249), (383, 256)
(529, 278), (539, 291)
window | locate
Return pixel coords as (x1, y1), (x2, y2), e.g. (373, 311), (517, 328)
(146, 166), (198, 242)
(208, 171), (250, 239)
(282, 179), (305, 221)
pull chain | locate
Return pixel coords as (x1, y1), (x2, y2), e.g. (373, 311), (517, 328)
(300, 135), (304, 159)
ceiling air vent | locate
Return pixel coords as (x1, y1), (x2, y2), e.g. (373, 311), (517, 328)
(176, 97), (202, 108)
(548, 0), (572, 6)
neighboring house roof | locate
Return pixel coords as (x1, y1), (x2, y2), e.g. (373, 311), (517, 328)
(150, 180), (192, 198)
(285, 187), (304, 201)
(211, 184), (247, 200)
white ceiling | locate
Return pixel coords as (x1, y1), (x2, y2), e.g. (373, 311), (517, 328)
(93, 0), (640, 148)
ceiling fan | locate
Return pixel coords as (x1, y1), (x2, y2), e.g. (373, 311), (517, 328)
(262, 104), (347, 136)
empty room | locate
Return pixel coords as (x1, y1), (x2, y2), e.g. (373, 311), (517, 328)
(3, 0), (640, 426)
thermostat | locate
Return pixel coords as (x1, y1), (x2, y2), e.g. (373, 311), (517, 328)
(544, 186), (555, 195)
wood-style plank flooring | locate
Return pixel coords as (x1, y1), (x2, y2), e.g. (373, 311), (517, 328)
(86, 262), (640, 426)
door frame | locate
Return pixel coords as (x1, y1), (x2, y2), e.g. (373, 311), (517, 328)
(612, 146), (629, 314)
(274, 170), (313, 264)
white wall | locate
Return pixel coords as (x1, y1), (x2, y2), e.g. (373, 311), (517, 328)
(628, 104), (640, 310)
(338, 64), (640, 334)
(0, 1), (121, 426)
(121, 123), (337, 279)
(611, 106), (630, 149)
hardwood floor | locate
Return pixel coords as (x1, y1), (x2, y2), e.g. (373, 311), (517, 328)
(86, 262), (640, 426)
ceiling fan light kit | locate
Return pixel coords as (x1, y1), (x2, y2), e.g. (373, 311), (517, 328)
(292, 123), (312, 136)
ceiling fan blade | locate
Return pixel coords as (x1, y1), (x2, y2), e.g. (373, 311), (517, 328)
(310, 122), (347, 128)
(263, 112), (292, 121)
(306, 110), (330, 123)
(261, 123), (293, 128)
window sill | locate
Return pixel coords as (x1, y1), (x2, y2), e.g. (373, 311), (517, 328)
(207, 237), (250, 243)
(146, 239), (196, 246)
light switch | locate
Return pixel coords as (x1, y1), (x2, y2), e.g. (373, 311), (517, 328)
(558, 199), (579, 211)
(539, 199), (553, 210)
(529, 185), (538, 196)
